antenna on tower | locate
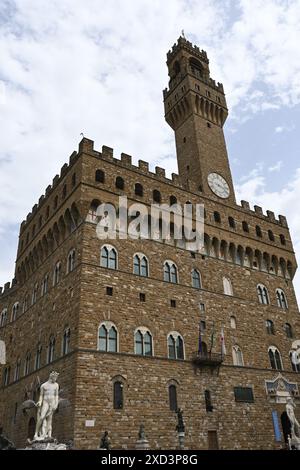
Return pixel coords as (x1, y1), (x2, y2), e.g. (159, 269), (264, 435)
(80, 132), (84, 138)
(181, 29), (185, 39)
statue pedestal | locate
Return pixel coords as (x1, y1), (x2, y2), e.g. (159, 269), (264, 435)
(26, 438), (67, 450)
(289, 436), (300, 450)
(135, 438), (150, 450)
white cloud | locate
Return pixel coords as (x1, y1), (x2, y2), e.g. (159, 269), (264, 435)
(268, 161), (283, 172)
(275, 124), (295, 133)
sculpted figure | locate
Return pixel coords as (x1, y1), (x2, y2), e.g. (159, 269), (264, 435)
(34, 371), (59, 441)
(99, 431), (111, 450)
(286, 397), (300, 439)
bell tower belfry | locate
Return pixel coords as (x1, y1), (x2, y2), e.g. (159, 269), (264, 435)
(163, 36), (236, 204)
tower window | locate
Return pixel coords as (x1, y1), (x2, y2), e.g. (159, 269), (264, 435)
(266, 320), (275, 335)
(95, 169), (105, 183)
(170, 195), (177, 205)
(228, 216), (236, 229)
(242, 221), (249, 232)
(256, 225), (262, 238)
(207, 122), (211, 128)
(170, 299), (176, 308)
(106, 286), (113, 296)
(153, 190), (161, 203)
(206, 90), (211, 98)
(280, 234), (286, 245)
(214, 211), (221, 223)
(189, 58), (203, 77)
(268, 230), (275, 242)
(139, 293), (146, 302)
(183, 137), (186, 143)
(116, 176), (124, 190)
(135, 183), (143, 197)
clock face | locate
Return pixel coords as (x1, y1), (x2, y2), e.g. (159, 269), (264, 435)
(207, 173), (230, 199)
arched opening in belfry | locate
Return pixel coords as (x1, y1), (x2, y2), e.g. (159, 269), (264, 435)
(189, 57), (203, 77)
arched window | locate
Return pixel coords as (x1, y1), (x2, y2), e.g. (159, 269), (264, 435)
(53, 262), (62, 286)
(280, 234), (286, 245)
(189, 57), (203, 76)
(230, 316), (237, 329)
(170, 195), (177, 205)
(0, 309), (8, 327)
(133, 254), (149, 277)
(164, 261), (178, 284)
(256, 225), (262, 238)
(100, 245), (117, 270)
(153, 190), (161, 203)
(35, 343), (42, 370)
(276, 289), (288, 309)
(14, 358), (21, 381)
(98, 323), (118, 352)
(284, 323), (293, 339)
(168, 333), (184, 360)
(214, 212), (221, 223)
(223, 277), (233, 296)
(135, 183), (143, 197)
(266, 320), (275, 335)
(48, 336), (55, 363)
(116, 176), (124, 190)
(113, 381), (124, 409)
(67, 249), (76, 273)
(205, 390), (213, 412)
(290, 350), (300, 373)
(31, 283), (38, 305)
(41, 274), (49, 296)
(11, 303), (19, 322)
(191, 269), (201, 289)
(169, 384), (178, 411)
(3, 366), (10, 386)
(135, 329), (153, 356)
(228, 216), (235, 229)
(268, 230), (275, 242)
(24, 351), (31, 376)
(95, 169), (105, 183)
(242, 221), (249, 233)
(268, 346), (282, 370)
(232, 345), (244, 366)
(62, 327), (71, 355)
(257, 284), (269, 305)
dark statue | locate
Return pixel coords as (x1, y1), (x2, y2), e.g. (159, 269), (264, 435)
(138, 424), (146, 440)
(0, 432), (15, 450)
(176, 408), (185, 433)
(99, 431), (111, 450)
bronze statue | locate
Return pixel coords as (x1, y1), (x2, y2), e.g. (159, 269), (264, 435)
(176, 408), (185, 433)
(99, 431), (111, 450)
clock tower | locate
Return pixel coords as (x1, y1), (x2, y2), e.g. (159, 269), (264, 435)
(163, 36), (236, 204)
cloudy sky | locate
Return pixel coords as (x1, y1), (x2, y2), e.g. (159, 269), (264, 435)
(0, 0), (300, 302)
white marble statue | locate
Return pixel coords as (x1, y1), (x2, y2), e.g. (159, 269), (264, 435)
(34, 371), (59, 441)
(286, 397), (300, 449)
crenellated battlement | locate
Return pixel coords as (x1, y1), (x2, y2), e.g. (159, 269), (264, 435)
(18, 137), (289, 242)
(167, 36), (209, 66)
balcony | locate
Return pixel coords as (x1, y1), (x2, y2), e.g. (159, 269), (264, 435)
(192, 351), (224, 368)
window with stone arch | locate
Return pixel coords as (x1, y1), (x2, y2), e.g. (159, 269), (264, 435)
(48, 335), (55, 364)
(35, 343), (42, 370)
(135, 183), (143, 197)
(31, 283), (38, 305)
(134, 328), (153, 356)
(0, 309), (8, 327)
(98, 322), (118, 353)
(168, 383), (178, 411)
(191, 269), (201, 289)
(284, 323), (293, 339)
(223, 277), (233, 296)
(164, 260), (178, 284)
(257, 284), (269, 305)
(276, 289), (288, 309)
(24, 351), (31, 376)
(62, 327), (71, 355)
(100, 245), (117, 270)
(112, 376), (125, 410)
(230, 315), (237, 329)
(232, 345), (244, 366)
(11, 302), (19, 322)
(133, 253), (149, 277)
(67, 248), (76, 273)
(167, 332), (184, 360)
(53, 261), (62, 286)
(268, 346), (283, 370)
(14, 358), (21, 381)
(266, 319), (275, 335)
